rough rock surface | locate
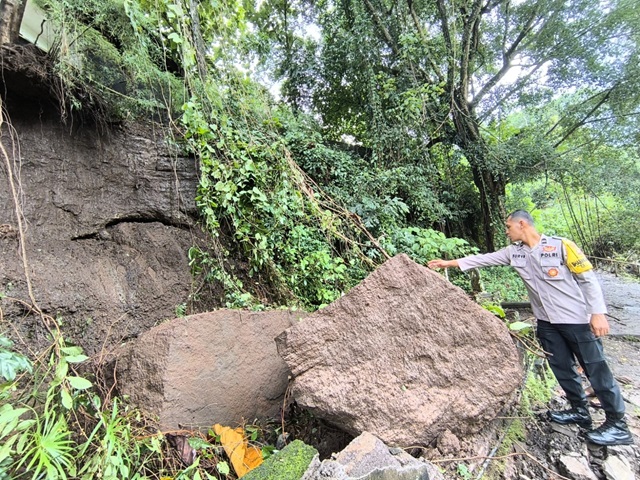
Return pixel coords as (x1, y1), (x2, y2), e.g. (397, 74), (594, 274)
(302, 431), (439, 480)
(602, 455), (635, 480)
(0, 101), (207, 355)
(276, 254), (522, 446)
(115, 309), (306, 429)
(559, 453), (599, 480)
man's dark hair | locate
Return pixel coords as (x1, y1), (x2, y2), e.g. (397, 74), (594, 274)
(507, 210), (534, 225)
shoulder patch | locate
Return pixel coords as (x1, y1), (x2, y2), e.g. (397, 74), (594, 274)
(561, 239), (593, 274)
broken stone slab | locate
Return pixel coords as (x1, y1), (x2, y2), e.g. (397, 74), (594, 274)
(301, 431), (441, 480)
(115, 309), (306, 430)
(558, 453), (599, 480)
(276, 254), (523, 446)
(606, 444), (640, 477)
(603, 455), (635, 480)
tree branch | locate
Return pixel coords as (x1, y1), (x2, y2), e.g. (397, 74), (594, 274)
(478, 60), (546, 122)
(471, 1), (540, 108)
(551, 87), (615, 148)
(459, 0), (484, 100)
(407, 0), (444, 82)
(436, 0), (454, 76)
(362, 0), (398, 55)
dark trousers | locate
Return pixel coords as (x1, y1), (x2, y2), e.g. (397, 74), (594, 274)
(536, 320), (625, 417)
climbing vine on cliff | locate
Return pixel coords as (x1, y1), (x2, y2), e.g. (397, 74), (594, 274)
(32, 0), (477, 309)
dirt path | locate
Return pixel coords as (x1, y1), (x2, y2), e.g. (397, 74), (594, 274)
(599, 271), (640, 437)
(600, 271), (640, 339)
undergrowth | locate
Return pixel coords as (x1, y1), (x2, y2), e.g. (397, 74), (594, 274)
(480, 324), (557, 479)
(0, 329), (281, 480)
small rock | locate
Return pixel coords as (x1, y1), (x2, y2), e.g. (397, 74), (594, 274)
(551, 423), (577, 437)
(437, 430), (461, 456)
(277, 433), (291, 450)
(603, 455), (635, 480)
(559, 453), (599, 480)
(302, 432), (434, 479)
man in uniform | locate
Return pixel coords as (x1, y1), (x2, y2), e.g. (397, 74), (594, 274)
(427, 210), (633, 446)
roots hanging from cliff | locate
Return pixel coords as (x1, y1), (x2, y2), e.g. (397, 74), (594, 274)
(0, 97), (59, 336)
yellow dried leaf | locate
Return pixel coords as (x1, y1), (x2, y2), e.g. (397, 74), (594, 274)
(244, 445), (263, 470)
(213, 424), (263, 478)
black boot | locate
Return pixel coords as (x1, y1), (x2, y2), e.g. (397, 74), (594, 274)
(585, 417), (634, 446)
(548, 406), (592, 429)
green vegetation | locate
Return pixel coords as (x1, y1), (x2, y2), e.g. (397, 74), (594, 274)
(242, 440), (318, 480)
(0, 332), (280, 479)
(0, 332), (158, 479)
(29, 0), (640, 309)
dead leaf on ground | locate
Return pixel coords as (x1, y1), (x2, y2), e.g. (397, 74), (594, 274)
(166, 433), (197, 466)
(213, 424), (263, 478)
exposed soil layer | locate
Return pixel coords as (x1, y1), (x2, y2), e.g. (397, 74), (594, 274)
(0, 90), (220, 356)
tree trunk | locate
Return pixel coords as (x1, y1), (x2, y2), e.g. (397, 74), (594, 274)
(452, 89), (505, 252)
(188, 0), (208, 81)
(0, 0), (27, 46)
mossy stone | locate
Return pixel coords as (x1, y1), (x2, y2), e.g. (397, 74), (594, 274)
(242, 440), (318, 480)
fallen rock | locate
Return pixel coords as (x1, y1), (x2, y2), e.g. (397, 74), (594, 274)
(559, 454), (599, 480)
(302, 431), (437, 480)
(603, 455), (635, 480)
(243, 440), (318, 480)
(276, 254), (522, 446)
(115, 309), (305, 429)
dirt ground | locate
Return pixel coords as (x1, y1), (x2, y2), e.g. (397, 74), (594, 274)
(599, 271), (640, 436)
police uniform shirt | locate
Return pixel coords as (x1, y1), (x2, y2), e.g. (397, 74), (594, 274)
(457, 235), (607, 324)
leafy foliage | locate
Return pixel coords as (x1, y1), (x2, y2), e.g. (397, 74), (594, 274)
(253, 0), (640, 250)
(0, 336), (32, 384)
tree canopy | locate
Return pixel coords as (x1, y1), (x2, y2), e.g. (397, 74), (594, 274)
(251, 0), (640, 250)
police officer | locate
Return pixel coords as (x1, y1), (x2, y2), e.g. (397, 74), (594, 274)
(427, 210), (633, 446)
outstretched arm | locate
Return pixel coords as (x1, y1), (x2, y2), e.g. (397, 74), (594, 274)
(429, 248), (511, 272)
(427, 259), (460, 269)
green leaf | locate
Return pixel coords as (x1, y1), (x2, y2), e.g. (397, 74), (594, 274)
(168, 32), (183, 44)
(188, 437), (213, 450)
(67, 376), (93, 390)
(60, 388), (73, 409)
(508, 321), (533, 332)
(217, 461), (230, 475)
(54, 359), (69, 382)
(0, 405), (28, 435)
(65, 354), (89, 364)
(61, 346), (83, 356)
(0, 434), (19, 463)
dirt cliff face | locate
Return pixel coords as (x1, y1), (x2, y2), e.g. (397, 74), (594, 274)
(0, 100), (214, 355)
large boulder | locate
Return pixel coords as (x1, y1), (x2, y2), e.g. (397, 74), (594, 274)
(115, 309), (306, 430)
(276, 254), (522, 446)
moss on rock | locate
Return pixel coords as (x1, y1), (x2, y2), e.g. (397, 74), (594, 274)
(243, 440), (318, 480)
